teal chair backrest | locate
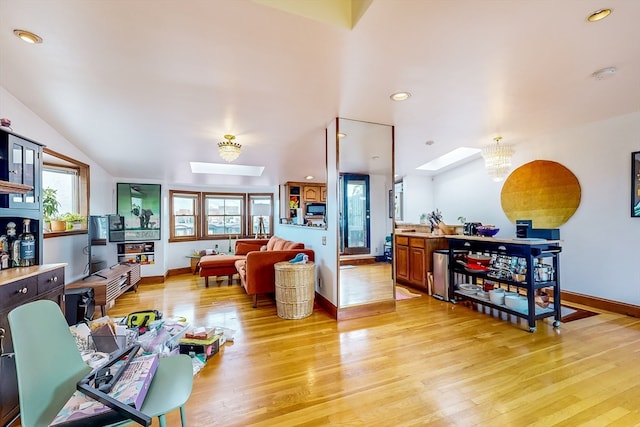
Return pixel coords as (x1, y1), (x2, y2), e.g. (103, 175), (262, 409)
(8, 299), (92, 427)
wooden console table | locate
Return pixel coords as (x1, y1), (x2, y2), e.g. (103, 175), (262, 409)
(66, 263), (141, 316)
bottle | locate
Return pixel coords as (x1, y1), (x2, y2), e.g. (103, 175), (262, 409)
(6, 221), (17, 267)
(0, 234), (8, 269)
(18, 219), (36, 267)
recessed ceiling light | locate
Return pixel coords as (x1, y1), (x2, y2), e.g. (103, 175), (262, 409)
(587, 8), (612, 22)
(305, 175), (314, 180)
(425, 140), (435, 146)
(13, 29), (43, 44)
(390, 91), (411, 101)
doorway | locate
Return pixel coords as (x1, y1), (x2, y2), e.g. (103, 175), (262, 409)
(339, 173), (370, 255)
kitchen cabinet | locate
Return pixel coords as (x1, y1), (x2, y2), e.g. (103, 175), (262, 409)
(446, 236), (561, 332)
(302, 185), (327, 203)
(0, 264), (66, 426)
(394, 233), (447, 291)
(280, 182), (327, 222)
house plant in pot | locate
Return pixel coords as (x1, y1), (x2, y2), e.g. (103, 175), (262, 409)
(42, 188), (65, 232)
(61, 212), (87, 230)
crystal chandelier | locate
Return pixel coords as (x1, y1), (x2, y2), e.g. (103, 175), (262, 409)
(482, 136), (514, 182)
(217, 134), (242, 162)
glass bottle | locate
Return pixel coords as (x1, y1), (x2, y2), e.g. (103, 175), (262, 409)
(18, 219), (36, 267)
(6, 221), (18, 267)
(0, 234), (8, 269)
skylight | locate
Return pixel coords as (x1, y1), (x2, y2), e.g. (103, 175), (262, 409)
(416, 147), (482, 171)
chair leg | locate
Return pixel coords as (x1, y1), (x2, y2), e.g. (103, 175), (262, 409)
(180, 405), (187, 426)
(158, 414), (166, 427)
(253, 294), (258, 308)
(205, 276), (209, 288)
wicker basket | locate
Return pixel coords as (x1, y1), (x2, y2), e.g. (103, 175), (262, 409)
(274, 261), (315, 319)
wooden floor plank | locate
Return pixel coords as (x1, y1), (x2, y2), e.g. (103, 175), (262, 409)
(79, 269), (640, 426)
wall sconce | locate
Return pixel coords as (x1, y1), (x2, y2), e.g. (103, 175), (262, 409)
(218, 134), (242, 162)
(482, 136), (514, 182)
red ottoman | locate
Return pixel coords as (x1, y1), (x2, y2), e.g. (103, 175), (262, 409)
(198, 254), (245, 287)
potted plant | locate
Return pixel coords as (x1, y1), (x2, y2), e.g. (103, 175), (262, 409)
(42, 188), (65, 232)
(61, 212), (87, 230)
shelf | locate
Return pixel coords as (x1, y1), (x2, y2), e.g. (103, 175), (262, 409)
(446, 236), (562, 332)
(0, 180), (32, 194)
(454, 290), (555, 319)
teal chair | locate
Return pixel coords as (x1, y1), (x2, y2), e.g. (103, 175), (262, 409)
(8, 299), (193, 427)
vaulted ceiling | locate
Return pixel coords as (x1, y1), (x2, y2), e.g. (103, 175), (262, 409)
(1, 0), (638, 188)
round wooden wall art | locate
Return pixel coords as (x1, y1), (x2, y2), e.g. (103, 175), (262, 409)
(500, 160), (581, 229)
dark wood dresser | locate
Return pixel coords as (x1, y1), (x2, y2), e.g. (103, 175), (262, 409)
(0, 264), (66, 426)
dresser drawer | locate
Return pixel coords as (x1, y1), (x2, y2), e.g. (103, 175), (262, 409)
(37, 267), (65, 294)
(0, 277), (37, 309)
(396, 236), (409, 245)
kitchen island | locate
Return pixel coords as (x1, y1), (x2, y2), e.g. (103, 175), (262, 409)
(394, 231), (449, 292)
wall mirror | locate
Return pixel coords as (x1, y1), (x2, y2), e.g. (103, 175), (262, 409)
(337, 118), (395, 310)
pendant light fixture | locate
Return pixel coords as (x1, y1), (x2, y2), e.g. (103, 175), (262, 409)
(217, 134), (242, 162)
(482, 136), (514, 182)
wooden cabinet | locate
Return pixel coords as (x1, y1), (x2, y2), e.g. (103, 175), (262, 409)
(66, 263), (141, 317)
(281, 182), (327, 222)
(0, 264), (66, 426)
(394, 234), (447, 291)
(303, 185), (321, 202)
(0, 129), (44, 267)
(0, 130), (43, 211)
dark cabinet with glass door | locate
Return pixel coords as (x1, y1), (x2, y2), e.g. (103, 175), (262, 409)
(0, 130), (42, 210)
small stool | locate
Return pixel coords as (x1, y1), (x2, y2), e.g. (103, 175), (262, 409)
(274, 261), (315, 319)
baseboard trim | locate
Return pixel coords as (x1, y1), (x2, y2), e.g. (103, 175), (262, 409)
(339, 256), (376, 266)
(139, 275), (165, 285)
(561, 290), (640, 318)
(167, 267), (191, 276)
(314, 292), (337, 319)
(337, 300), (396, 320)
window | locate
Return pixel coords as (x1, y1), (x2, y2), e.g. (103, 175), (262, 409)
(203, 193), (244, 237)
(248, 194), (273, 237)
(168, 191), (274, 242)
(170, 191), (198, 240)
(42, 148), (89, 236)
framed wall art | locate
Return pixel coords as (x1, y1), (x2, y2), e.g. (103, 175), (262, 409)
(632, 152), (640, 217)
(116, 183), (161, 240)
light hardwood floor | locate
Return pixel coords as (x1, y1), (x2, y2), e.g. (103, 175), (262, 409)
(102, 270), (640, 426)
(339, 262), (394, 307)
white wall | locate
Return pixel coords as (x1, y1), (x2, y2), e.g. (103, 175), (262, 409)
(400, 174), (435, 224)
(429, 112), (640, 305)
(1, 86), (115, 283)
